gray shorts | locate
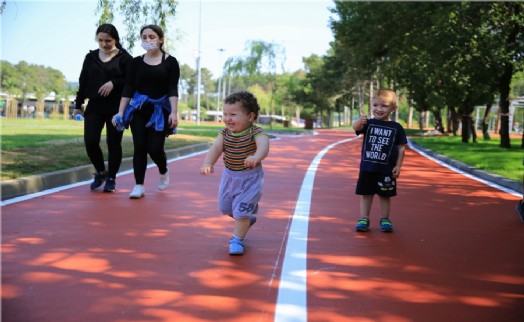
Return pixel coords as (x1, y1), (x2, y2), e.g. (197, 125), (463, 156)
(218, 166), (264, 219)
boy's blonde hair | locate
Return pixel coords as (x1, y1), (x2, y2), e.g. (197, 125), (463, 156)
(374, 88), (398, 108)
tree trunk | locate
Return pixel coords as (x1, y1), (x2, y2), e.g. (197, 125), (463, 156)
(432, 109), (444, 133)
(470, 118), (477, 143)
(408, 103), (413, 129)
(482, 102), (492, 140)
(295, 106), (301, 128)
(461, 114), (471, 143)
(498, 4), (519, 148)
(499, 78), (512, 149)
(447, 107), (452, 133)
(449, 107), (460, 136)
(418, 111), (424, 131)
(36, 100), (45, 120)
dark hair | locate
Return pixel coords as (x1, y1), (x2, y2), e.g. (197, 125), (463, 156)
(140, 24), (165, 53)
(224, 91), (260, 119)
(96, 23), (123, 50)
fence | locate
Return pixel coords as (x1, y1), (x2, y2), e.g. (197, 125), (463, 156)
(1, 97), (72, 120)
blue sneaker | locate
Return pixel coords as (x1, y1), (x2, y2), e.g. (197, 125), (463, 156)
(229, 237), (245, 255)
(355, 218), (369, 232)
(380, 218), (393, 232)
(90, 172), (107, 190)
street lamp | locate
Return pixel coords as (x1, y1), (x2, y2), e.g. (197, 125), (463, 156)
(216, 48), (225, 122)
(195, 0), (202, 125)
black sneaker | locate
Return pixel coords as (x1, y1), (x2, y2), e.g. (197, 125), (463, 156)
(90, 172), (107, 190)
(103, 178), (116, 192)
(516, 200), (524, 223)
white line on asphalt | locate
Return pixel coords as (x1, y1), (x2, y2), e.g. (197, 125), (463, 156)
(274, 137), (357, 322)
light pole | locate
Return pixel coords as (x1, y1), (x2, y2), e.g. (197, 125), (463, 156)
(216, 48), (225, 122)
(195, 0), (202, 125)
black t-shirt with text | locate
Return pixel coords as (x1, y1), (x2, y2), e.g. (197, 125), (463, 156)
(356, 118), (407, 174)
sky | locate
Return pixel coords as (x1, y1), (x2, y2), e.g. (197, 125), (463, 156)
(1, 0), (335, 82)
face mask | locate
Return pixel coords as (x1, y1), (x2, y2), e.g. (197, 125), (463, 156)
(102, 46), (117, 54)
(141, 41), (158, 51)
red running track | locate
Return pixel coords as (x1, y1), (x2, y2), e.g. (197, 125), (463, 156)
(2, 130), (523, 322)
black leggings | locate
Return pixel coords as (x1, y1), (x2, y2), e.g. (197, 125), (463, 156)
(130, 111), (168, 184)
(84, 113), (123, 179)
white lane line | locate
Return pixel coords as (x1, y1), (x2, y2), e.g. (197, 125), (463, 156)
(274, 137), (357, 322)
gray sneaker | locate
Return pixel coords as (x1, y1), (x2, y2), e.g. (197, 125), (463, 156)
(158, 169), (169, 190)
(129, 184), (145, 199)
(229, 237), (245, 255)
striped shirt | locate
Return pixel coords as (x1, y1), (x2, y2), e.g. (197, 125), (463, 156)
(221, 125), (268, 171)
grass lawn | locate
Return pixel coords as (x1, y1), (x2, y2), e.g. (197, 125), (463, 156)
(0, 118), (303, 181)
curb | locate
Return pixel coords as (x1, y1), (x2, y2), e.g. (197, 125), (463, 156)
(0, 143), (212, 201)
(408, 139), (522, 194)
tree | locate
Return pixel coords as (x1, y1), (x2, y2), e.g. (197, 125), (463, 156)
(225, 40), (286, 125)
(275, 71), (305, 126)
(0, 61), (21, 96)
(330, 1), (524, 146)
(96, 0), (178, 50)
(488, 3), (524, 148)
(178, 63), (194, 104)
(0, 60), (69, 118)
(296, 54), (341, 127)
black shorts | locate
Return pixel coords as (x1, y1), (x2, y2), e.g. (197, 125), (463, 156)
(355, 170), (397, 197)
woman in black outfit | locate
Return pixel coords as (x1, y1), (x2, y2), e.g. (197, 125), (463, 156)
(112, 24), (179, 199)
(74, 23), (132, 192)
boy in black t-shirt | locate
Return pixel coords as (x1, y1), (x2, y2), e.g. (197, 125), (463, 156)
(353, 89), (407, 232)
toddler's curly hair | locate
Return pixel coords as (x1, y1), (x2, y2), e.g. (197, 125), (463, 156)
(224, 91), (260, 119)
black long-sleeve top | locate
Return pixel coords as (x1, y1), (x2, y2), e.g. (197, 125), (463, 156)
(75, 49), (132, 115)
(122, 54), (180, 100)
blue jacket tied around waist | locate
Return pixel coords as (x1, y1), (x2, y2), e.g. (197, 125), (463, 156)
(119, 92), (171, 132)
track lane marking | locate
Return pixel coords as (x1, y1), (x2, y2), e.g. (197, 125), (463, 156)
(274, 137), (356, 322)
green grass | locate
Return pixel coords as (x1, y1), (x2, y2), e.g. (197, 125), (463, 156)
(2, 118), (521, 183)
(0, 118), (303, 181)
(410, 133), (523, 182)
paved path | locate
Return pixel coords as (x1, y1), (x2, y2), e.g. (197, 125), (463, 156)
(2, 130), (523, 322)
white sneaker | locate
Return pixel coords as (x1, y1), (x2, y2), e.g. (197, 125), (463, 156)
(158, 169), (169, 190)
(129, 184), (145, 199)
